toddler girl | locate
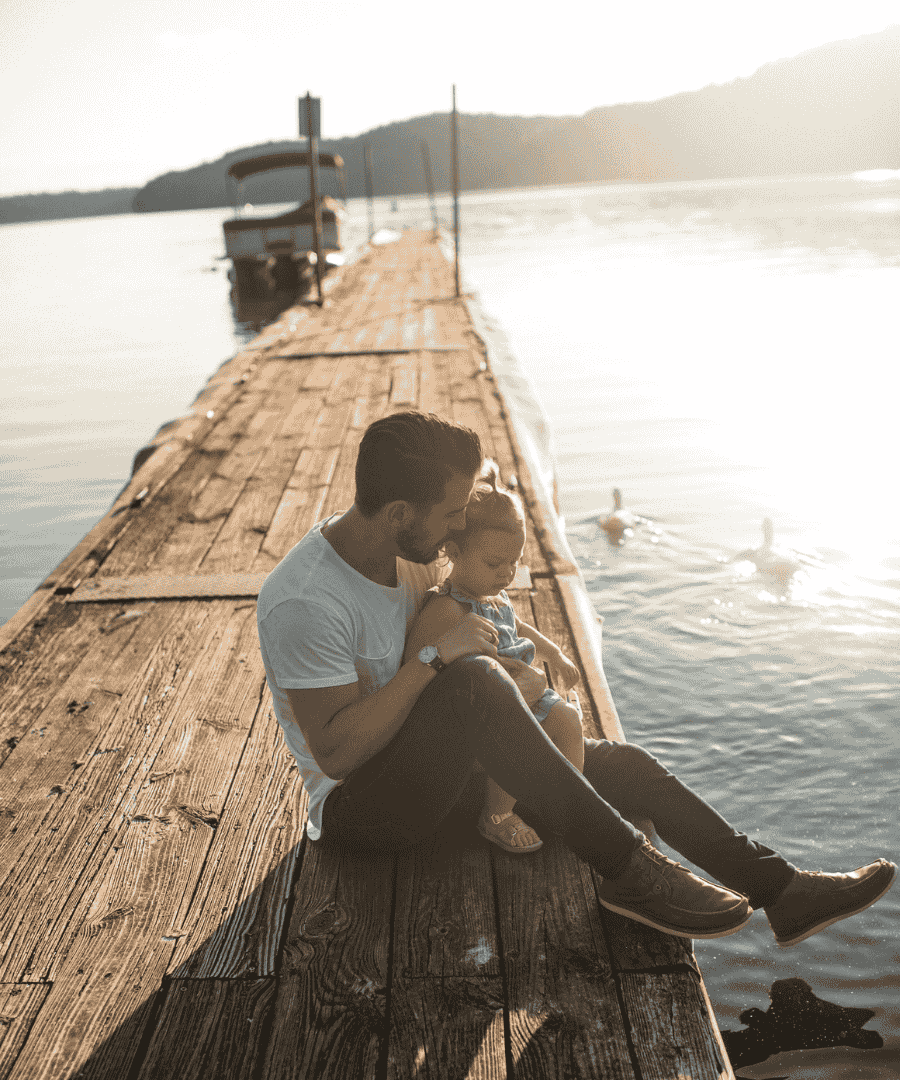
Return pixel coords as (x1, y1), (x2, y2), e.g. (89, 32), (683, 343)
(423, 460), (585, 853)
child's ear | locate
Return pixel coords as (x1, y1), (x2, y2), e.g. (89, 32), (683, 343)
(444, 538), (461, 561)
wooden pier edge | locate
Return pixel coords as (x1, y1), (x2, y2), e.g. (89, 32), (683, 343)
(460, 285), (626, 743)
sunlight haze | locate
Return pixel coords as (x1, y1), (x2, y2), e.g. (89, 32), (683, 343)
(1, 0), (898, 195)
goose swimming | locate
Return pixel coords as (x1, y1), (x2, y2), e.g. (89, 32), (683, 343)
(599, 488), (637, 545)
(736, 518), (801, 586)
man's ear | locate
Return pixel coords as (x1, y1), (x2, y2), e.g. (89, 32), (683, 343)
(384, 500), (413, 528)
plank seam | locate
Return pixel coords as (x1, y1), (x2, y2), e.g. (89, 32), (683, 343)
(276, 348), (462, 358)
(595, 906), (647, 1080)
(122, 981), (170, 1080)
(375, 858), (398, 1080)
(617, 963), (702, 979)
(486, 848), (517, 1080)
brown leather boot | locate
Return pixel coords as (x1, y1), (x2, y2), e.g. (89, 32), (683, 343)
(596, 837), (753, 939)
(765, 859), (896, 947)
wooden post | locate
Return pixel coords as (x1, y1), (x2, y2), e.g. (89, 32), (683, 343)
(451, 84), (461, 297)
(421, 137), (438, 234)
(363, 141), (376, 240)
(305, 92), (324, 306)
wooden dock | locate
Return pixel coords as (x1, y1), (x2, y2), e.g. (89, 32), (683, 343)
(0, 231), (735, 1079)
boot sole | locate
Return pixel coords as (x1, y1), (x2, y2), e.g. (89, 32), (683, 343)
(772, 862), (897, 948)
(598, 897), (754, 939)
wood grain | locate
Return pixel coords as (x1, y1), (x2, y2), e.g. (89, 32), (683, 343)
(260, 840), (394, 1080)
(135, 978), (276, 1080)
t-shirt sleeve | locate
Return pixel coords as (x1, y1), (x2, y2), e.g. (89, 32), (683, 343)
(258, 598), (358, 690)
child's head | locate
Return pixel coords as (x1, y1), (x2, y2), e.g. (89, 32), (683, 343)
(443, 460), (526, 597)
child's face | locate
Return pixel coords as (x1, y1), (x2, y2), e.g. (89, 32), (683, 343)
(447, 528), (525, 598)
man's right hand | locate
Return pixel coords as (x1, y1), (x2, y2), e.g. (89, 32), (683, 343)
(496, 656), (548, 708)
(436, 612), (499, 664)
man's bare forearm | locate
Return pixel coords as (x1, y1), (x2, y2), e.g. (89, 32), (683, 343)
(323, 659), (436, 780)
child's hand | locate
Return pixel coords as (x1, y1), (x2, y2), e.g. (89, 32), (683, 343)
(547, 649), (580, 693)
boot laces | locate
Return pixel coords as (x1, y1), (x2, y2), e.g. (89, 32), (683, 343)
(642, 843), (690, 889)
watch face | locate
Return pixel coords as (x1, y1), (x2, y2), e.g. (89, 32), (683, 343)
(419, 645), (438, 664)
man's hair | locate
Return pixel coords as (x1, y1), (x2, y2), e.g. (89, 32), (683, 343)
(355, 411), (483, 517)
(448, 458), (526, 551)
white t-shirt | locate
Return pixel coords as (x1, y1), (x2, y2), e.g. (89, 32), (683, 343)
(257, 513), (446, 839)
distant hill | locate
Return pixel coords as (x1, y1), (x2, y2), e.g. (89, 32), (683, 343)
(128, 23), (900, 212)
(4, 24), (898, 224)
(0, 188), (138, 225)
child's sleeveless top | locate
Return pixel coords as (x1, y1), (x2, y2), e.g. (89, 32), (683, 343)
(429, 579), (564, 723)
(430, 579), (536, 666)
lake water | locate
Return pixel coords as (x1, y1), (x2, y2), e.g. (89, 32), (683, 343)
(2, 173), (899, 1075)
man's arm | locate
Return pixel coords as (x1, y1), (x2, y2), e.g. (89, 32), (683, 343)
(286, 663), (434, 781)
(287, 608), (500, 781)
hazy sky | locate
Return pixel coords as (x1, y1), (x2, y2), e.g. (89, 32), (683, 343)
(2, 0), (898, 196)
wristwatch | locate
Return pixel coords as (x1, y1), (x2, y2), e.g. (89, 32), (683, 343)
(417, 644), (446, 673)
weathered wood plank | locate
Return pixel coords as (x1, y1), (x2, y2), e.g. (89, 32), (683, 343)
(198, 391), (327, 574)
(4, 975), (162, 1080)
(252, 445), (340, 569)
(389, 826), (505, 1078)
(67, 573), (269, 602)
(167, 694), (307, 979)
(598, 906), (699, 975)
(255, 396), (356, 567)
(98, 363), (298, 578)
(0, 983), (52, 1076)
(389, 355), (419, 405)
(619, 972), (732, 1080)
(0, 602), (111, 762)
(394, 831), (499, 981)
(135, 978), (276, 1080)
(389, 978), (507, 1080)
(259, 840), (394, 1080)
(0, 601), (263, 982)
(491, 835), (636, 1080)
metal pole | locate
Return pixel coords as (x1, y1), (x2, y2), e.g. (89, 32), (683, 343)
(363, 141), (375, 240)
(451, 84), (461, 297)
(421, 137), (438, 234)
(305, 92), (324, 306)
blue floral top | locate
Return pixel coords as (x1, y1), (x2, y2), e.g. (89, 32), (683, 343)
(428, 579), (562, 722)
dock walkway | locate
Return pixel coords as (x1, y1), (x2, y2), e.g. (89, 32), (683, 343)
(0, 232), (734, 1079)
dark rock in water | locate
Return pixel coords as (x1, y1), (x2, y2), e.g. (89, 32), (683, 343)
(721, 977), (882, 1069)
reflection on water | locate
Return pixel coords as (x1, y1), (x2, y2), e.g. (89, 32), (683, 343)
(2, 172), (899, 1074)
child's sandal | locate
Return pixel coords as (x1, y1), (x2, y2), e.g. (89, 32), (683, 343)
(477, 811), (543, 853)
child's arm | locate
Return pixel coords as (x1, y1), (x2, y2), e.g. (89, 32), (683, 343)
(515, 615), (580, 692)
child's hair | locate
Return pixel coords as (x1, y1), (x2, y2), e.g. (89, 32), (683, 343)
(449, 459), (526, 552)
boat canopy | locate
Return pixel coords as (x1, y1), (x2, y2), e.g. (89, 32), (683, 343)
(227, 152), (344, 181)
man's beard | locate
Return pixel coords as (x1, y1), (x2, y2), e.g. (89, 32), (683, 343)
(395, 523), (442, 565)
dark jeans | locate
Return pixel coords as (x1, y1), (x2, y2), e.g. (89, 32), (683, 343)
(320, 655), (796, 909)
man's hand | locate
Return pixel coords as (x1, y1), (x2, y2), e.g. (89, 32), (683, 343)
(547, 649), (580, 693)
(436, 611), (499, 664)
(497, 656), (548, 708)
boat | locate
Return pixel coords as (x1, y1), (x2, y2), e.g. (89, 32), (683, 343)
(222, 151), (347, 296)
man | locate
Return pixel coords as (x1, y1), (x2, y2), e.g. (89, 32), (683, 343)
(257, 410), (894, 944)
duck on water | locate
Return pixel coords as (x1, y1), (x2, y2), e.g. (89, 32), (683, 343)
(735, 517), (804, 587)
